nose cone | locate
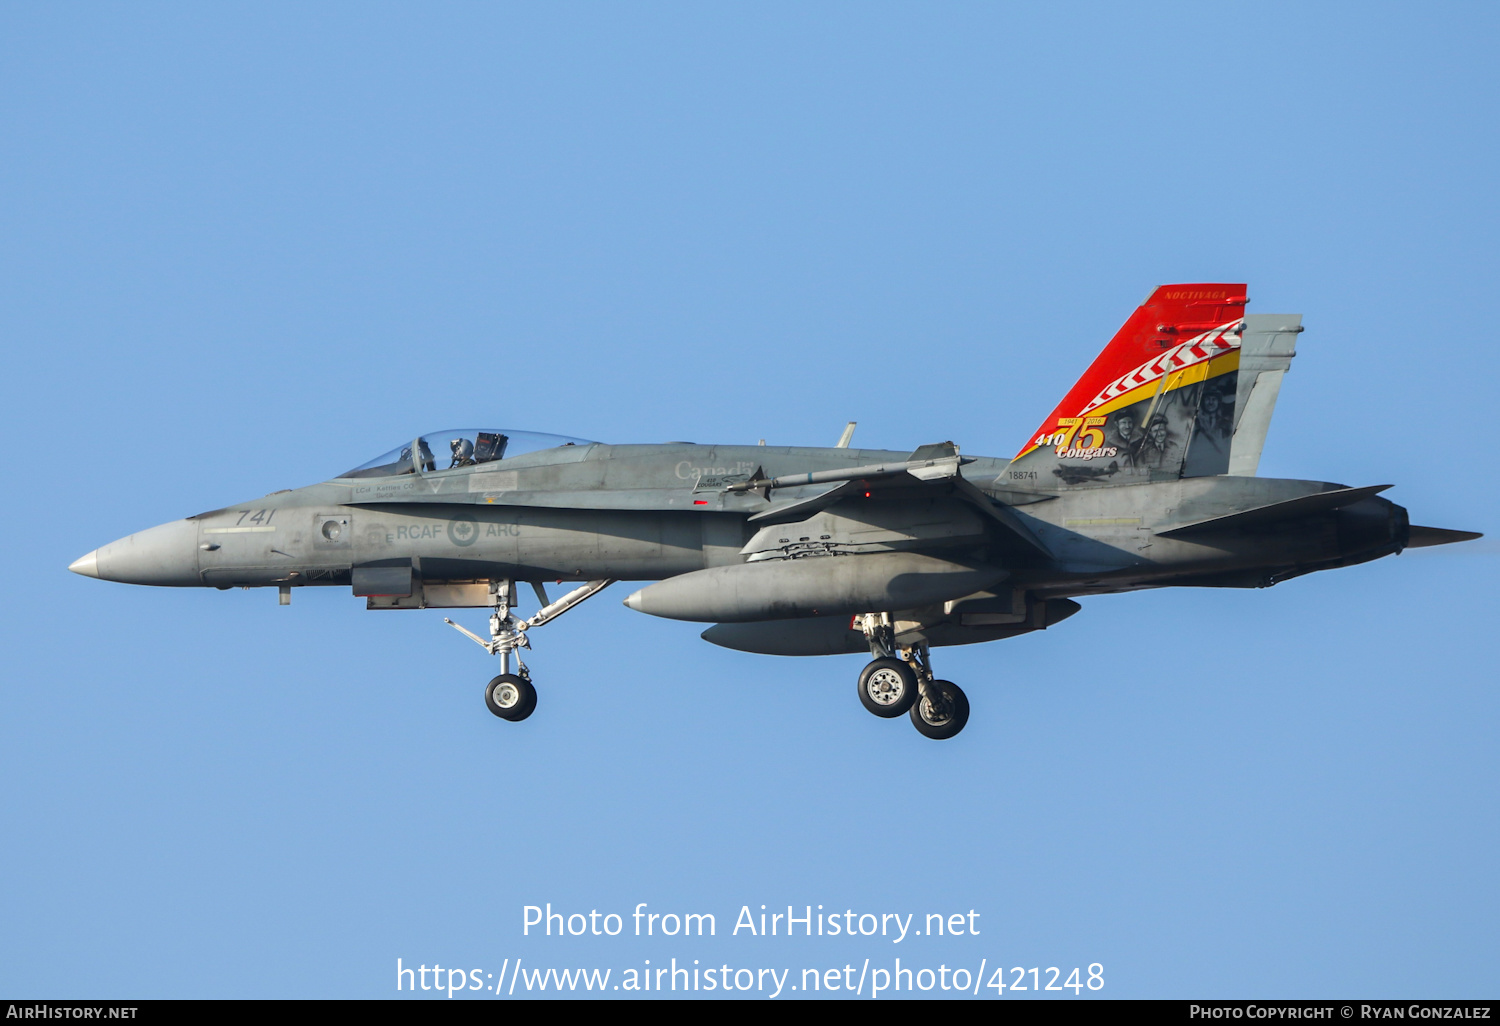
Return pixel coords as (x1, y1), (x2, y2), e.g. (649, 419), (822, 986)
(71, 519), (201, 586)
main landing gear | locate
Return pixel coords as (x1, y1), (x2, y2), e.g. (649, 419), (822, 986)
(855, 614), (970, 740)
(445, 578), (614, 723)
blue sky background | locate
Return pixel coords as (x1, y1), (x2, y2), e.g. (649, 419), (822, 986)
(2, 2), (1496, 999)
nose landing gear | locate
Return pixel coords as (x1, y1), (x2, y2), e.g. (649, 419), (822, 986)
(446, 578), (614, 722)
(855, 614), (970, 740)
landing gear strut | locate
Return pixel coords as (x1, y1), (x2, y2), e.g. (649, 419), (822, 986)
(855, 614), (970, 740)
(445, 578), (614, 721)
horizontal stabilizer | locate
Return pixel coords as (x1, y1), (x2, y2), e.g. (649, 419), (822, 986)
(1157, 484), (1392, 537)
(1406, 525), (1483, 548)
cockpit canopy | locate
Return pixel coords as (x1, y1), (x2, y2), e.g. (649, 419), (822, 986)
(340, 429), (595, 479)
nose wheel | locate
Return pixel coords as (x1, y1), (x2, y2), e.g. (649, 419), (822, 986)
(485, 673), (537, 721)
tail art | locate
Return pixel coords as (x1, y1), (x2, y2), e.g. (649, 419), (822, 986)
(1011, 284), (1249, 487)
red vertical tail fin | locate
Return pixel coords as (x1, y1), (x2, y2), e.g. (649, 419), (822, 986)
(1011, 284), (1248, 486)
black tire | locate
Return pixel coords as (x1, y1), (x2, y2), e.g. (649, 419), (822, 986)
(857, 657), (918, 718)
(485, 674), (537, 721)
(909, 679), (969, 740)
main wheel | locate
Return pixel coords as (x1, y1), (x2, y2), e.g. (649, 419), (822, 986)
(909, 679), (969, 740)
(857, 657), (918, 718)
(485, 673), (537, 721)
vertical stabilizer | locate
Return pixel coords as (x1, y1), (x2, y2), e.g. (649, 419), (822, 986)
(1227, 314), (1302, 476)
(1010, 284), (1248, 488)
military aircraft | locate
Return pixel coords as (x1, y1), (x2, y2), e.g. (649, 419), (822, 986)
(69, 284), (1480, 739)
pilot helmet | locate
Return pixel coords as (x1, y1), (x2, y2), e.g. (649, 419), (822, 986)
(451, 437), (474, 460)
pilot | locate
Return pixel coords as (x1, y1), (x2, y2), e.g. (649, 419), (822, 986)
(450, 437), (476, 468)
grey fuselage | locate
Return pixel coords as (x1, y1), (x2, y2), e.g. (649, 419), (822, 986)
(78, 441), (1407, 604)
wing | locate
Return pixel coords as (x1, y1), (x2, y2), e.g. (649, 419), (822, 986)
(737, 441), (1054, 560)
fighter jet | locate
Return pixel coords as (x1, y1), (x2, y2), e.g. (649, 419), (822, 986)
(69, 284), (1480, 739)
